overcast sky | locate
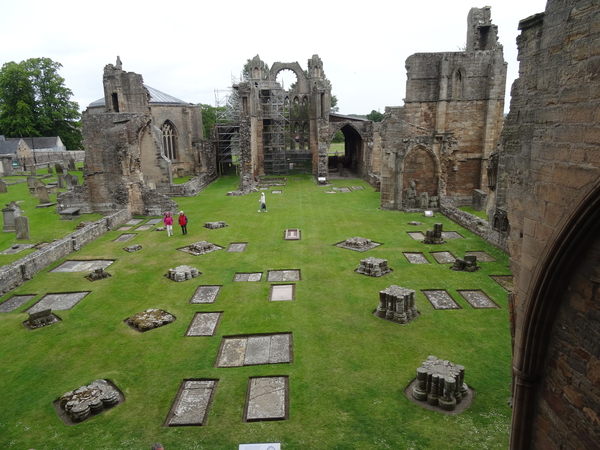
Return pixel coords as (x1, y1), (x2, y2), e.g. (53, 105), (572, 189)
(1, 0), (547, 115)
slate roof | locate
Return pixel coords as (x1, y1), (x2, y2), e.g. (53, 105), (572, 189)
(0, 140), (21, 155)
(89, 85), (190, 108)
(6, 137), (62, 149)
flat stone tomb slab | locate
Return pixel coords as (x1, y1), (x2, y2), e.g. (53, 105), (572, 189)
(324, 190), (336, 194)
(271, 190), (282, 194)
(458, 290), (499, 309)
(216, 333), (292, 368)
(422, 290), (460, 310)
(267, 270), (300, 282)
(431, 251), (457, 264)
(125, 219), (144, 225)
(336, 237), (381, 252)
(28, 292), (90, 314)
(465, 251), (497, 262)
(164, 379), (218, 426)
(51, 260), (114, 273)
(403, 252), (429, 264)
(284, 229), (301, 240)
(0, 244), (34, 255)
(338, 188), (352, 193)
(270, 284), (295, 301)
(490, 275), (514, 291)
(351, 186), (364, 190)
(244, 376), (289, 422)
(0, 294), (36, 313)
(53, 379), (124, 425)
(113, 233), (137, 242)
(117, 226), (133, 231)
(227, 242), (248, 252)
(186, 312), (223, 336)
(135, 224), (154, 231)
(408, 231), (426, 240)
(190, 285), (222, 304)
(178, 241), (223, 256)
(146, 218), (162, 225)
(441, 231), (464, 239)
(234, 272), (263, 282)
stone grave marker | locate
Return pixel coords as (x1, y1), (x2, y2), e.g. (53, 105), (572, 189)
(117, 226), (133, 231)
(15, 215), (30, 240)
(0, 294), (36, 313)
(336, 236), (381, 252)
(146, 218), (162, 225)
(35, 182), (51, 205)
(431, 251), (456, 264)
(270, 284), (295, 301)
(2, 201), (22, 232)
(54, 379), (123, 424)
(410, 356), (469, 412)
(441, 231), (464, 239)
(24, 308), (60, 329)
(284, 229), (300, 240)
(135, 224), (153, 231)
(204, 221), (227, 229)
(244, 376), (288, 422)
(65, 173), (79, 188)
(407, 231), (426, 240)
(113, 233), (136, 242)
(68, 158), (76, 171)
(51, 260), (114, 273)
(28, 292), (90, 314)
(267, 270), (300, 282)
(227, 242), (247, 252)
(465, 251), (497, 262)
(57, 173), (66, 189)
(458, 290), (499, 308)
(0, 243), (33, 255)
(0, 179), (7, 193)
(164, 379), (217, 426)
(422, 290), (460, 310)
(185, 312), (222, 336)
(54, 163), (63, 174)
(490, 275), (513, 291)
(178, 241), (223, 256)
(216, 333), (292, 368)
(190, 285), (222, 304)
(233, 272), (262, 282)
(356, 257), (391, 277)
(403, 252), (429, 264)
(166, 265), (200, 282)
(125, 219), (144, 225)
(26, 176), (36, 190)
(376, 285), (418, 324)
(125, 308), (175, 332)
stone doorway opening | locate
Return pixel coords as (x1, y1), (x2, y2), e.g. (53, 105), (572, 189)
(328, 124), (363, 177)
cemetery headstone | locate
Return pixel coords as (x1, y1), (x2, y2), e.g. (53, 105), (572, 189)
(0, 179), (7, 193)
(47, 166), (54, 174)
(2, 201), (22, 232)
(57, 173), (66, 189)
(15, 215), (30, 240)
(68, 158), (76, 171)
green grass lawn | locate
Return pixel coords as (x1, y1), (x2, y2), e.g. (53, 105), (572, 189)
(329, 142), (344, 155)
(0, 175), (513, 449)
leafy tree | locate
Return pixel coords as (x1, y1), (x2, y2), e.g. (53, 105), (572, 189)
(367, 109), (383, 122)
(199, 103), (226, 139)
(331, 95), (339, 114)
(0, 58), (82, 149)
(332, 130), (344, 143)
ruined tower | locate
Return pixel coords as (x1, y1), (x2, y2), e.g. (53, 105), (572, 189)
(379, 7), (507, 211)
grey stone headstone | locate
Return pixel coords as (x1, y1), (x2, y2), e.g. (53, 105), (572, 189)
(54, 163), (63, 173)
(36, 185), (50, 204)
(27, 176), (36, 188)
(15, 215), (30, 240)
(0, 179), (7, 193)
(47, 166), (53, 174)
(1, 158), (13, 176)
(57, 174), (65, 189)
(2, 201), (22, 232)
(68, 159), (76, 171)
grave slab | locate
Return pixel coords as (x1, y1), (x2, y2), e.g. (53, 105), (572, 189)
(125, 219), (144, 225)
(113, 233), (136, 242)
(146, 218), (162, 225)
(218, 338), (248, 367)
(267, 270), (300, 282)
(490, 275), (514, 291)
(431, 251), (456, 264)
(0, 294), (36, 313)
(135, 224), (154, 231)
(465, 251), (497, 262)
(441, 231), (464, 239)
(351, 186), (364, 190)
(403, 253), (429, 264)
(51, 260), (114, 273)
(284, 229), (301, 240)
(244, 336), (272, 365)
(190, 285), (222, 304)
(270, 284), (295, 301)
(408, 232), (426, 240)
(0, 244), (34, 255)
(53, 379), (124, 425)
(117, 226), (133, 231)
(234, 272), (263, 282)
(458, 290), (499, 309)
(269, 334), (292, 363)
(227, 242), (248, 252)
(422, 290), (460, 310)
(28, 292), (90, 313)
(186, 312), (222, 336)
(245, 377), (288, 421)
(165, 379), (217, 426)
(271, 190), (282, 194)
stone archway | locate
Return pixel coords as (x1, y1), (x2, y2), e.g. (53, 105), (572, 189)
(402, 146), (438, 198)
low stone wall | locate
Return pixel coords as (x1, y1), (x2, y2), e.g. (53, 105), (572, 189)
(441, 200), (508, 253)
(168, 173), (218, 197)
(0, 209), (131, 297)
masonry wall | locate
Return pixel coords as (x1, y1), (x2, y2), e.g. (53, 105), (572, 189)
(0, 209), (130, 296)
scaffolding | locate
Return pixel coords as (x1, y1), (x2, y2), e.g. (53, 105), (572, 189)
(261, 81), (288, 174)
(214, 80), (240, 175)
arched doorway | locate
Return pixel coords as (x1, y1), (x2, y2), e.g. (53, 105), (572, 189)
(328, 124), (363, 176)
(402, 146), (438, 198)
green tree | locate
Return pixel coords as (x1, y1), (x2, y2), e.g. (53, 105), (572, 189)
(0, 58), (82, 149)
(331, 95), (339, 114)
(199, 103), (226, 139)
(367, 109), (383, 122)
(332, 130), (344, 143)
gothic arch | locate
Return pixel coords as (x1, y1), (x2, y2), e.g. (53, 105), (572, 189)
(452, 67), (465, 99)
(328, 121), (368, 143)
(511, 178), (600, 449)
(401, 145), (440, 198)
(268, 62), (309, 92)
(161, 120), (178, 160)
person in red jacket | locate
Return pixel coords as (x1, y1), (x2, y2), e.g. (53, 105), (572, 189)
(163, 212), (174, 237)
(178, 211), (188, 235)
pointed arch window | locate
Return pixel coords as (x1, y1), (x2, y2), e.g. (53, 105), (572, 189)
(452, 68), (465, 99)
(161, 121), (178, 160)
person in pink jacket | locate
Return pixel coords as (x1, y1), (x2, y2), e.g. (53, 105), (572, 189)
(163, 212), (174, 236)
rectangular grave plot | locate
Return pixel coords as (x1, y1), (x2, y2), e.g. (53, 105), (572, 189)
(113, 233), (137, 242)
(27, 291), (91, 314)
(269, 333), (292, 364)
(403, 252), (429, 264)
(458, 290), (500, 309)
(270, 284), (295, 301)
(431, 251), (457, 264)
(267, 269), (301, 282)
(216, 337), (248, 367)
(186, 312), (223, 337)
(125, 219), (144, 225)
(227, 242), (248, 252)
(351, 186), (365, 190)
(0, 244), (33, 255)
(441, 231), (464, 239)
(135, 224), (154, 231)
(51, 260), (114, 273)
(190, 285), (222, 304)
(490, 275), (514, 292)
(164, 379), (218, 427)
(407, 231), (426, 240)
(324, 190), (336, 194)
(146, 218), (162, 225)
(465, 251), (498, 262)
(0, 294), (36, 313)
(244, 376), (289, 422)
(244, 335), (272, 365)
(234, 272), (262, 282)
(422, 290), (461, 310)
(284, 229), (301, 240)
(117, 226), (133, 231)
(271, 190), (282, 194)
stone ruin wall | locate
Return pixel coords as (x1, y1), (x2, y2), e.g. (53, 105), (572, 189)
(0, 209), (131, 297)
(494, 1), (600, 448)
